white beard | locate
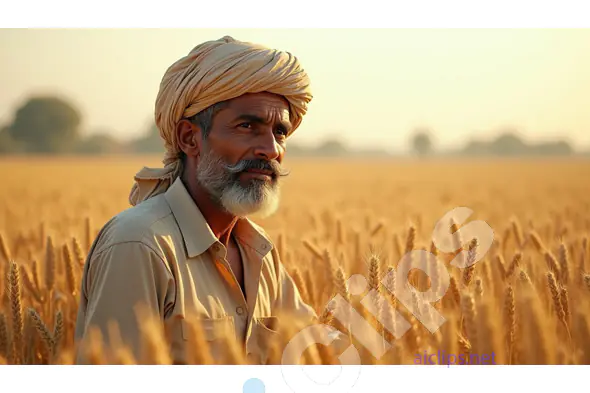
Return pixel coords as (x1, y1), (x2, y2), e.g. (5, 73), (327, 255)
(219, 179), (281, 219)
(195, 147), (282, 218)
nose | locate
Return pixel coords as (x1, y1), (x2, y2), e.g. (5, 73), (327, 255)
(253, 129), (281, 161)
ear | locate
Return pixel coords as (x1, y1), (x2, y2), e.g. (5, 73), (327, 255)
(176, 119), (202, 159)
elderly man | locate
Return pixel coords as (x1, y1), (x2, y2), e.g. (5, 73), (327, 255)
(74, 36), (320, 365)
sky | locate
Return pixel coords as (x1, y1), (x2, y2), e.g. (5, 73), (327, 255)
(1, 28), (590, 153)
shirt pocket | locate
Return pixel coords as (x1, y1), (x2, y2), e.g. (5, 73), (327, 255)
(248, 316), (280, 365)
(167, 315), (236, 364)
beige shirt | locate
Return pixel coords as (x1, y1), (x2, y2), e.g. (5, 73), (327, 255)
(74, 177), (317, 364)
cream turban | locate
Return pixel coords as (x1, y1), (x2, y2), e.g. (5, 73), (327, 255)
(128, 35), (313, 206)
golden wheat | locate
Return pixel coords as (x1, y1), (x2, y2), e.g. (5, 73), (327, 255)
(0, 157), (589, 365)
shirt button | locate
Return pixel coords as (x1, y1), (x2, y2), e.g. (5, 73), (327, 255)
(261, 244), (267, 250)
(236, 306), (244, 315)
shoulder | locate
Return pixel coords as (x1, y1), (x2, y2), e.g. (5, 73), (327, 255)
(90, 194), (175, 259)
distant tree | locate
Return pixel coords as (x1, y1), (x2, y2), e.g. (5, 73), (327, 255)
(315, 138), (347, 156)
(490, 131), (527, 156)
(460, 139), (490, 156)
(531, 140), (573, 156)
(7, 96), (81, 153)
(76, 133), (125, 155)
(0, 126), (24, 154)
(411, 128), (433, 156)
(283, 142), (306, 157)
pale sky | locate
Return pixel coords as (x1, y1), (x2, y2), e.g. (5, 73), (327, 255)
(1, 29), (590, 152)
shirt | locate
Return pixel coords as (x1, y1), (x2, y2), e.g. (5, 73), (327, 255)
(74, 176), (317, 364)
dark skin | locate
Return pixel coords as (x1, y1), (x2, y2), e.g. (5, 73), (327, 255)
(176, 92), (292, 297)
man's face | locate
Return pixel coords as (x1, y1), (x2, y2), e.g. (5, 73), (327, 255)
(195, 92), (292, 218)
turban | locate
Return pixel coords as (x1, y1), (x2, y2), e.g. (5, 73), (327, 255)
(129, 35), (313, 206)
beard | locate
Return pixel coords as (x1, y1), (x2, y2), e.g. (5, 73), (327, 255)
(195, 145), (288, 219)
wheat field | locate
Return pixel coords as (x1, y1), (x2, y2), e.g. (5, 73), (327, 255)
(0, 156), (589, 365)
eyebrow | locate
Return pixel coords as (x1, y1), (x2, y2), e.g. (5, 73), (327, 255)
(233, 114), (293, 132)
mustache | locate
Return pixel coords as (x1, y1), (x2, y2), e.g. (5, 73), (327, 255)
(225, 159), (290, 178)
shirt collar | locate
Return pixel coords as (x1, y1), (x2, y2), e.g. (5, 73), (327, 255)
(164, 177), (273, 259)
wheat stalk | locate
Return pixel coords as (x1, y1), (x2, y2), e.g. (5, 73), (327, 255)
(463, 238), (478, 287)
(518, 269), (533, 286)
(495, 254), (506, 279)
(44, 237), (56, 292)
(84, 217), (92, 252)
(62, 244), (77, 297)
(53, 310), (63, 357)
(368, 254), (380, 292)
(546, 271), (572, 348)
(457, 333), (471, 354)
(544, 252), (561, 281)
(302, 240), (323, 259)
(557, 243), (570, 284)
(8, 261), (24, 365)
(0, 313), (8, 358)
(559, 286), (570, 323)
(291, 268), (308, 302)
(404, 224), (416, 255)
(28, 308), (54, 361)
(72, 237), (85, 268)
(475, 277), (484, 298)
(511, 218), (524, 249)
(461, 293), (477, 351)
(370, 221), (384, 237)
(528, 230), (545, 253)
(547, 272), (566, 324)
(31, 260), (41, 294)
(504, 285), (516, 363)
(505, 252), (522, 279)
(21, 266), (43, 303)
(449, 276), (461, 307)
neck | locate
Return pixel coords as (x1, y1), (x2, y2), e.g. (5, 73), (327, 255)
(181, 170), (238, 248)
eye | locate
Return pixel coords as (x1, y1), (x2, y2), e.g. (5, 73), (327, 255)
(275, 126), (288, 136)
(238, 122), (252, 129)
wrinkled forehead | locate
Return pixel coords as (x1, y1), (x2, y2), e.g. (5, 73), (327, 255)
(225, 92), (292, 121)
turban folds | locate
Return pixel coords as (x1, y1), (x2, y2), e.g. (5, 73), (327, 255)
(129, 35), (313, 206)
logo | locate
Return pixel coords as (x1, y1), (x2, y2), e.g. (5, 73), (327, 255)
(280, 207), (494, 393)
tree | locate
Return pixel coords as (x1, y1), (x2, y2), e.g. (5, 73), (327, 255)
(411, 128), (433, 156)
(76, 132), (125, 155)
(316, 138), (347, 156)
(0, 126), (24, 154)
(490, 131), (527, 156)
(7, 96), (82, 153)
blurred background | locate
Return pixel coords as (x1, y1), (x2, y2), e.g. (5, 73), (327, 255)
(1, 28), (589, 158)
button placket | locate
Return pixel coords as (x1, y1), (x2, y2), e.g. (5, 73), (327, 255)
(212, 242), (247, 318)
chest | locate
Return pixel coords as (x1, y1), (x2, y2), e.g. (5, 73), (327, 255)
(165, 245), (280, 364)
(171, 242), (278, 324)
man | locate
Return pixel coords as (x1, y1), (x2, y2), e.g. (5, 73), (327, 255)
(74, 36), (319, 365)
